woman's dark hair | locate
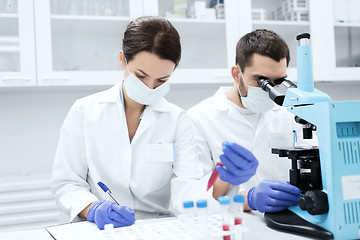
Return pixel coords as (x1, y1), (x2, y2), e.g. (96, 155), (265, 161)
(235, 29), (290, 71)
(122, 16), (181, 67)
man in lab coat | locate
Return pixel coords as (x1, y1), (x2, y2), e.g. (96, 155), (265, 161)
(188, 29), (312, 213)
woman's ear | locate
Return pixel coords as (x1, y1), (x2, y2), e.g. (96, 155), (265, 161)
(119, 51), (126, 69)
(231, 65), (241, 85)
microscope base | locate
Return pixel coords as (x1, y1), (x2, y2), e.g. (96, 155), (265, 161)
(264, 209), (334, 239)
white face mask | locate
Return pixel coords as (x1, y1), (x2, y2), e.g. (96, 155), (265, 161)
(123, 72), (170, 105)
(238, 69), (275, 113)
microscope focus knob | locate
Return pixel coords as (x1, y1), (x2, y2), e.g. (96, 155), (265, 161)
(298, 190), (329, 215)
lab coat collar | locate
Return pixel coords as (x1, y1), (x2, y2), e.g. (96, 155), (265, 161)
(213, 86), (232, 111)
(98, 82), (173, 112)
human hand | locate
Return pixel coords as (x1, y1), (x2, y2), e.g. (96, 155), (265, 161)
(216, 142), (258, 185)
(247, 180), (301, 213)
(87, 200), (135, 230)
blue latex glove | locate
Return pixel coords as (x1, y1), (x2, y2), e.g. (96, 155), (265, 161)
(247, 180), (301, 213)
(87, 200), (135, 230)
(216, 142), (258, 185)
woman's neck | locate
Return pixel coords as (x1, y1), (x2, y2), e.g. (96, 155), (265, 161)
(122, 85), (145, 114)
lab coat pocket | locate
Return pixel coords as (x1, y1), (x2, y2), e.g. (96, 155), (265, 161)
(145, 143), (175, 163)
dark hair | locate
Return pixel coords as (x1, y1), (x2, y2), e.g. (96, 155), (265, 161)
(235, 29), (290, 71)
(122, 16), (181, 67)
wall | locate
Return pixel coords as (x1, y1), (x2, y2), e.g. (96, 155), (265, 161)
(1, 81), (360, 178)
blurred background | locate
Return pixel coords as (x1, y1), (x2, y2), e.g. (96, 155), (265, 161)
(0, 0), (359, 232)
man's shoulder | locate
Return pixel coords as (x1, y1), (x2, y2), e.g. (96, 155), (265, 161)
(187, 94), (218, 117)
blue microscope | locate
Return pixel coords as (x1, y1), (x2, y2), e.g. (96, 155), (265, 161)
(258, 33), (360, 239)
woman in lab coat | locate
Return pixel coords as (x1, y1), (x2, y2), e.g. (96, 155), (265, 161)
(51, 16), (205, 230)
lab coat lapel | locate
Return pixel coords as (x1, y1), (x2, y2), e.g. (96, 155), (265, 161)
(130, 98), (172, 145)
(131, 107), (157, 145)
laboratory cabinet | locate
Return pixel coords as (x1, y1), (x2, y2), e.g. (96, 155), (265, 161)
(0, 0), (36, 87)
(0, 0), (359, 87)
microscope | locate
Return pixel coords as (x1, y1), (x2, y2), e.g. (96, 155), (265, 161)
(258, 33), (360, 239)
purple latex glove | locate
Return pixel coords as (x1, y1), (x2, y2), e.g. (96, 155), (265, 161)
(216, 141), (258, 185)
(247, 180), (301, 213)
(87, 200), (135, 230)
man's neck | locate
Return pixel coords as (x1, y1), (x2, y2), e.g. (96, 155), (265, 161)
(225, 84), (246, 109)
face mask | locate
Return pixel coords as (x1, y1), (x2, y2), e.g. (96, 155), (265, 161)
(238, 69), (275, 113)
(123, 72), (170, 105)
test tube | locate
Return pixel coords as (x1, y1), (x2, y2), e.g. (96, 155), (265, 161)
(219, 196), (232, 240)
(196, 199), (208, 218)
(196, 200), (210, 239)
(182, 200), (195, 218)
(233, 195), (244, 240)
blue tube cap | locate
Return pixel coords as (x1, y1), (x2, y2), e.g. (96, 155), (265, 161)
(183, 200), (194, 208)
(196, 200), (207, 208)
(218, 196), (231, 205)
(233, 195), (244, 203)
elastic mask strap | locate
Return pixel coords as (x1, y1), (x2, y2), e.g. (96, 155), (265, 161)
(238, 65), (248, 98)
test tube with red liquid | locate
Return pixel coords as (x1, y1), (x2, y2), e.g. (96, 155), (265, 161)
(219, 196), (232, 240)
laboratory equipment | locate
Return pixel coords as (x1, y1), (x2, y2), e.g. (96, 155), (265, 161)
(196, 200), (209, 239)
(219, 196), (232, 240)
(258, 33), (360, 239)
(233, 195), (244, 240)
(196, 199), (208, 218)
(182, 200), (195, 218)
(207, 162), (223, 191)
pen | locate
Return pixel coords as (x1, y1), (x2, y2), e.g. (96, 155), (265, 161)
(206, 162), (224, 191)
(98, 181), (120, 205)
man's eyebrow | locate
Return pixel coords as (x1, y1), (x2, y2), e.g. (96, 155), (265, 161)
(252, 74), (288, 79)
(252, 74), (268, 79)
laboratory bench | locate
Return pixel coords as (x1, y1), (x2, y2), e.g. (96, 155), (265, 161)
(0, 211), (317, 240)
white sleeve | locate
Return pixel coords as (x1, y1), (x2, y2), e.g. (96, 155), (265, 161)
(187, 110), (215, 175)
(170, 112), (220, 215)
(51, 101), (98, 222)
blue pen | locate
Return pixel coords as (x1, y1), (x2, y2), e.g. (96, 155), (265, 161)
(98, 181), (120, 205)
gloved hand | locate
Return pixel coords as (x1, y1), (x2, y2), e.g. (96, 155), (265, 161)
(216, 142), (258, 185)
(247, 180), (301, 213)
(87, 200), (135, 230)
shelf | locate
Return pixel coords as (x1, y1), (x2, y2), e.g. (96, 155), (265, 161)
(0, 13), (18, 18)
(51, 14), (130, 21)
(167, 18), (225, 24)
(334, 22), (360, 27)
(51, 15), (130, 36)
(0, 46), (19, 53)
(169, 18), (226, 37)
(252, 20), (310, 26)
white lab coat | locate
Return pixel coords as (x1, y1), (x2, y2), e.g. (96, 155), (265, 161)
(187, 87), (316, 191)
(51, 83), (210, 222)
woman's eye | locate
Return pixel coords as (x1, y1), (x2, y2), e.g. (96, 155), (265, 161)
(136, 74), (146, 79)
(158, 79), (167, 83)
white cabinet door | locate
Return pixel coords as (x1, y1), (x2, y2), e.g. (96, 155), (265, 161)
(0, 0), (36, 87)
(34, 0), (142, 86)
(143, 0), (241, 84)
(332, 0), (360, 81)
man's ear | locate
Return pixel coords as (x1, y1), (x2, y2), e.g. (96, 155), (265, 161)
(231, 65), (241, 85)
(119, 51), (126, 69)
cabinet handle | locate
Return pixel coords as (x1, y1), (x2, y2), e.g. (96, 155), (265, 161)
(2, 77), (32, 82)
(42, 77), (70, 82)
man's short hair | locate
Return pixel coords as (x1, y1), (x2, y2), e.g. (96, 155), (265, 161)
(235, 29), (290, 71)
